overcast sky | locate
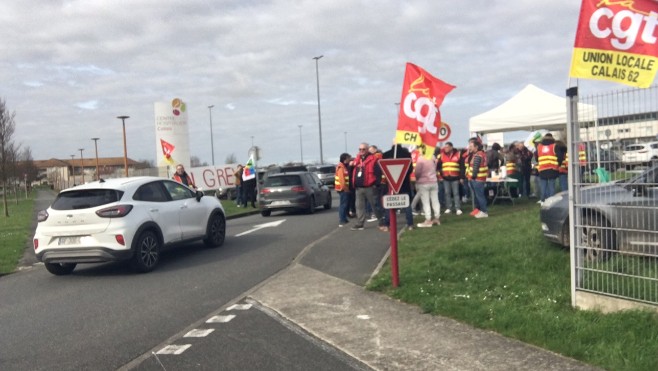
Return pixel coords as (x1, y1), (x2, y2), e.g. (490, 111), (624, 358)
(2, 0), (620, 166)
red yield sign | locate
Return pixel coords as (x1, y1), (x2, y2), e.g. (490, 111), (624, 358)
(378, 158), (412, 194)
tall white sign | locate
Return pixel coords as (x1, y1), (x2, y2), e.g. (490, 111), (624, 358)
(154, 98), (191, 172)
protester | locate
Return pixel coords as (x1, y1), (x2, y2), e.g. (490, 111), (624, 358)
(335, 153), (352, 227)
(172, 164), (195, 188)
(467, 137), (489, 218)
(381, 142), (414, 231)
(415, 147), (441, 227)
(437, 141), (464, 215)
(556, 140), (569, 192)
(505, 143), (521, 198)
(351, 142), (384, 231)
(516, 141), (534, 198)
(234, 164), (244, 207)
(535, 133), (564, 203)
(241, 171), (257, 208)
(486, 142), (504, 175)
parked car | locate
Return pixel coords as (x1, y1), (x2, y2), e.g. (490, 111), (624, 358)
(588, 148), (622, 173)
(308, 164), (337, 187)
(540, 164), (658, 261)
(33, 177), (226, 275)
(258, 171), (332, 216)
(622, 141), (658, 169)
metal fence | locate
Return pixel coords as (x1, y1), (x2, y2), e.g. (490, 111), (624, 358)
(567, 85), (658, 312)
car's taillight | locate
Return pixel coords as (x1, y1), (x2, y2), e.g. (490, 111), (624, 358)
(291, 186), (305, 192)
(115, 235), (125, 246)
(37, 210), (48, 222)
(33, 239), (38, 250)
(96, 205), (133, 218)
(260, 188), (271, 194)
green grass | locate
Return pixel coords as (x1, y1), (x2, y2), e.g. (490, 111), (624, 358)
(368, 199), (658, 371)
(219, 198), (260, 217)
(0, 191), (35, 274)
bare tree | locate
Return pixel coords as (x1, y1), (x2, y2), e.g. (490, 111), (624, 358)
(225, 153), (237, 164)
(190, 156), (208, 167)
(0, 98), (17, 216)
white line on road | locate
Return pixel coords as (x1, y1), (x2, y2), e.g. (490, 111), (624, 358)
(227, 303), (253, 311)
(206, 314), (236, 323)
(184, 329), (215, 337)
(155, 344), (191, 355)
(235, 219), (286, 237)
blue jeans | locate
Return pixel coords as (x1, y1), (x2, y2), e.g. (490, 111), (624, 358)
(338, 191), (350, 223)
(443, 180), (461, 211)
(235, 185), (243, 205)
(559, 173), (568, 193)
(539, 177), (556, 201)
(470, 180), (488, 213)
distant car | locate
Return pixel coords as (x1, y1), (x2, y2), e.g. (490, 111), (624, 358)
(540, 165), (658, 261)
(308, 164), (337, 187)
(589, 148), (622, 173)
(622, 141), (658, 169)
(258, 171), (332, 216)
(33, 177), (226, 275)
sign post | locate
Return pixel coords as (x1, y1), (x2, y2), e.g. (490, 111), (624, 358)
(379, 158), (412, 288)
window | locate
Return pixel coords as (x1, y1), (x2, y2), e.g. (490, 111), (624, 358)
(264, 175), (302, 187)
(163, 180), (196, 201)
(52, 189), (123, 210)
(134, 182), (168, 202)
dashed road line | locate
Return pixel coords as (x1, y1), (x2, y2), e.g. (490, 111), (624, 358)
(155, 344), (191, 355)
(183, 329), (215, 338)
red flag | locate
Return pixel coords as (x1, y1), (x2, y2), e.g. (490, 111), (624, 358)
(160, 139), (175, 163)
(396, 63), (455, 158)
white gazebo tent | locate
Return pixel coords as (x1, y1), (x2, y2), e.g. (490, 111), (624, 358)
(469, 84), (597, 135)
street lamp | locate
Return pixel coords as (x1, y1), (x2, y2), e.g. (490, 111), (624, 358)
(250, 135), (254, 147)
(117, 116), (130, 177)
(69, 154), (75, 187)
(313, 55), (324, 164)
(344, 131), (347, 153)
(298, 125), (304, 164)
(91, 138), (100, 180)
(208, 105), (215, 166)
(78, 148), (85, 184)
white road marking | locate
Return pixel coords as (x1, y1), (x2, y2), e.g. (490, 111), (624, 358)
(227, 303), (252, 311)
(206, 314), (236, 323)
(235, 219), (286, 237)
(357, 314), (371, 320)
(184, 329), (215, 337)
(155, 344), (191, 355)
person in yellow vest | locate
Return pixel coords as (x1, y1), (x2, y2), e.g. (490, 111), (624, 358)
(335, 153), (352, 227)
(505, 143), (521, 197)
(535, 133), (565, 203)
(467, 137), (489, 218)
(437, 141), (464, 215)
(556, 141), (569, 192)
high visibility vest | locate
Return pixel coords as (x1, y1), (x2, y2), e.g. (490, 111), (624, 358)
(173, 173), (195, 188)
(559, 153), (569, 174)
(578, 143), (587, 165)
(468, 151), (488, 181)
(440, 151), (461, 178)
(537, 143), (559, 172)
(334, 162), (350, 192)
(506, 161), (517, 175)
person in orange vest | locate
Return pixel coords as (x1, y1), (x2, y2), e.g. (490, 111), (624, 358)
(437, 141), (464, 215)
(172, 164), (196, 189)
(535, 133), (565, 203)
(467, 137), (489, 218)
(556, 141), (569, 192)
(505, 143), (521, 197)
(335, 153), (352, 227)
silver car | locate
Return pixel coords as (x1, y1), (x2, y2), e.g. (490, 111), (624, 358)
(540, 165), (658, 260)
(258, 172), (332, 216)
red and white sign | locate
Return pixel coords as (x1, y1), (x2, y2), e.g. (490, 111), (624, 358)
(378, 158), (412, 194)
(438, 122), (451, 142)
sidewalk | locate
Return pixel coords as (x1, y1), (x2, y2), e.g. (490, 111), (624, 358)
(249, 265), (601, 371)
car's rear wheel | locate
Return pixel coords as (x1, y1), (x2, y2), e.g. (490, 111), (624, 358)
(44, 262), (77, 275)
(131, 230), (160, 273)
(306, 196), (316, 214)
(323, 193), (332, 210)
(204, 212), (226, 248)
(581, 215), (616, 262)
(261, 209), (271, 217)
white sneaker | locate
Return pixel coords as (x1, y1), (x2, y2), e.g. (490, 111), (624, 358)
(417, 220), (433, 228)
(367, 216), (378, 222)
(474, 211), (489, 218)
(456, 209), (463, 215)
(444, 209), (451, 214)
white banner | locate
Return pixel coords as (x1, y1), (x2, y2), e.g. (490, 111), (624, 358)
(186, 164), (239, 190)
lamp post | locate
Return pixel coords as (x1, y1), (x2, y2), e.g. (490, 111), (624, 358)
(69, 154), (75, 187)
(117, 116), (130, 177)
(313, 55), (324, 164)
(208, 105), (215, 166)
(78, 148), (85, 184)
(91, 138), (100, 180)
(298, 125), (304, 164)
(344, 131), (347, 153)
(250, 135), (254, 147)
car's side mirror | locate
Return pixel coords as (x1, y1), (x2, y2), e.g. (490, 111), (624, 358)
(196, 190), (204, 201)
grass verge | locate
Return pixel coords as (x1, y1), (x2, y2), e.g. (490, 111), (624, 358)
(368, 199), (658, 371)
(0, 192), (35, 274)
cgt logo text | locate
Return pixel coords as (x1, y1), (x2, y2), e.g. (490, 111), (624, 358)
(589, 5), (658, 51)
(402, 92), (438, 135)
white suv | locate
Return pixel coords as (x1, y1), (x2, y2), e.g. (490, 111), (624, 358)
(622, 141), (658, 169)
(33, 177), (226, 275)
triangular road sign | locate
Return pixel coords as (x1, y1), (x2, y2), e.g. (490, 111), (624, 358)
(378, 158), (412, 194)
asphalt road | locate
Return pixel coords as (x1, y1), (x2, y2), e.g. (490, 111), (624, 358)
(0, 193), (386, 370)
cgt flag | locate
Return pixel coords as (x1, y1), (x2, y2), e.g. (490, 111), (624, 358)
(160, 139), (176, 165)
(396, 63), (455, 158)
(570, 0), (658, 88)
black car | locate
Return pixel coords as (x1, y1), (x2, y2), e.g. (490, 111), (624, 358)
(258, 171), (332, 216)
(540, 165), (658, 261)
